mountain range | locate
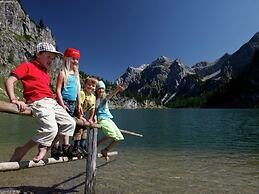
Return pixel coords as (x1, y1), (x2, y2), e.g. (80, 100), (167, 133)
(117, 32), (259, 108)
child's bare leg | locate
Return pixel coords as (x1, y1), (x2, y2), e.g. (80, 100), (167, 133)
(33, 144), (48, 162)
(63, 135), (70, 145)
(97, 136), (112, 146)
(53, 134), (71, 149)
(101, 140), (120, 161)
(10, 140), (37, 162)
(51, 134), (64, 146)
(105, 140), (119, 151)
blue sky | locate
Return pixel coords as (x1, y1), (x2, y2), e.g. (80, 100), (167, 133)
(20, 0), (259, 81)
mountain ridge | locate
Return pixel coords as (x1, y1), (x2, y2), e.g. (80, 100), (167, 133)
(118, 31), (259, 108)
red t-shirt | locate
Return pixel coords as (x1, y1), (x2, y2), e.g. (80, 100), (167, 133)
(11, 60), (54, 103)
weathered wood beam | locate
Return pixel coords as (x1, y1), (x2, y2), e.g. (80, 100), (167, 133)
(0, 152), (118, 172)
(0, 100), (89, 128)
(120, 129), (143, 137)
(0, 100), (143, 137)
(0, 100), (32, 116)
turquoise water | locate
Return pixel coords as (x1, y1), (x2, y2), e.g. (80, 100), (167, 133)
(114, 109), (259, 152)
(0, 109), (259, 193)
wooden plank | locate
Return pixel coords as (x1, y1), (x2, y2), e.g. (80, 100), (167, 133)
(0, 100), (31, 116)
(120, 129), (143, 137)
(0, 152), (118, 172)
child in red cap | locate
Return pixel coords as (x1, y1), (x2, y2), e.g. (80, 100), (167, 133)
(5, 42), (76, 162)
(54, 48), (83, 157)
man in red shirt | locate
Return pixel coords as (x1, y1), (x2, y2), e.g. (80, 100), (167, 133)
(5, 42), (76, 162)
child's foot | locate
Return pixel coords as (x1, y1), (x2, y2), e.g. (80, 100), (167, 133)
(62, 144), (71, 157)
(101, 148), (110, 161)
(70, 146), (83, 158)
(33, 145), (48, 163)
(9, 147), (24, 162)
(51, 145), (63, 159)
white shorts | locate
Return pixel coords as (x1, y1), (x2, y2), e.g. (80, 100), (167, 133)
(29, 98), (76, 147)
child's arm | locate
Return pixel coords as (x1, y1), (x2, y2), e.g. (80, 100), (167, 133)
(87, 108), (95, 124)
(76, 77), (83, 117)
(107, 84), (125, 100)
(5, 76), (27, 112)
(56, 72), (68, 110)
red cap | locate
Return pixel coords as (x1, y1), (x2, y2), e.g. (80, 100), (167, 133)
(64, 48), (80, 59)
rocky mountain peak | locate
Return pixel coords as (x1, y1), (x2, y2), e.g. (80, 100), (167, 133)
(249, 31), (259, 44)
(126, 64), (148, 74)
(171, 58), (195, 76)
(150, 56), (172, 66)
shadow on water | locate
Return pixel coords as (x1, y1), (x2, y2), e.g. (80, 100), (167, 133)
(0, 172), (85, 193)
(0, 160), (117, 194)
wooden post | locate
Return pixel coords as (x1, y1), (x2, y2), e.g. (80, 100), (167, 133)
(85, 127), (98, 194)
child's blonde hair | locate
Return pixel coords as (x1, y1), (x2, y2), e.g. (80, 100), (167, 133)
(84, 77), (98, 86)
(61, 57), (80, 87)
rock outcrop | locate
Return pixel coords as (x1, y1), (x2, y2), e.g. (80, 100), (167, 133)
(0, 0), (59, 78)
